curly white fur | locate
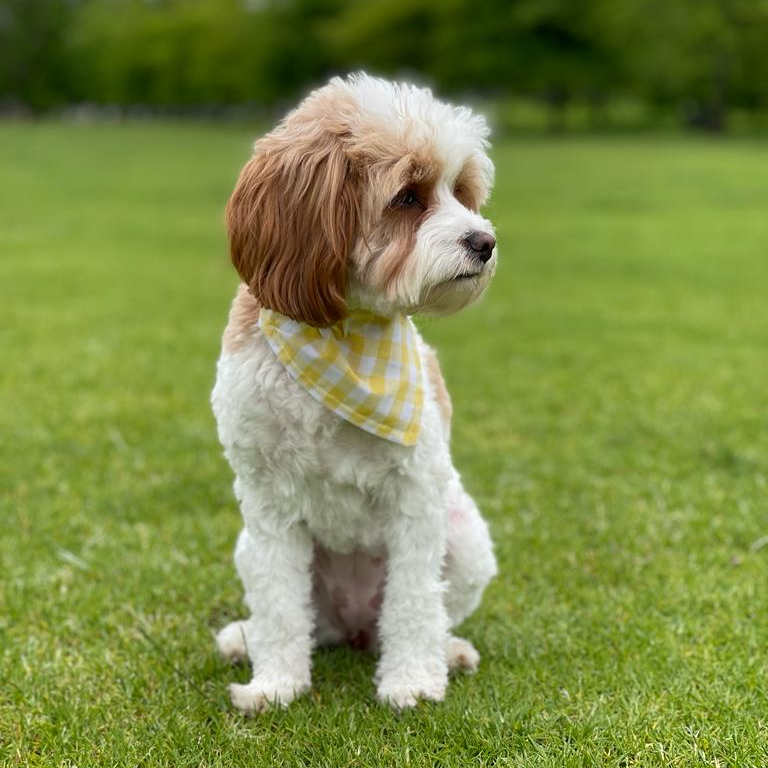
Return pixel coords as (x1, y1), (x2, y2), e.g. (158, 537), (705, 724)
(211, 73), (498, 711)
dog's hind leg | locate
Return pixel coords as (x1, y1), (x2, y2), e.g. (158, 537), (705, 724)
(447, 635), (481, 673)
(442, 479), (497, 671)
(215, 618), (248, 664)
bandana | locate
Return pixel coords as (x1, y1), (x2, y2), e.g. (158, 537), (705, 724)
(259, 308), (424, 446)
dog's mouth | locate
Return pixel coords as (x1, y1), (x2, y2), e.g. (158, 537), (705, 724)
(443, 268), (485, 285)
(430, 270), (484, 292)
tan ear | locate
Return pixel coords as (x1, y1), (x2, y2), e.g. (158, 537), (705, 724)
(226, 127), (360, 327)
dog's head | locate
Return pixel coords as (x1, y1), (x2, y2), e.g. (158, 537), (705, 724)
(227, 73), (496, 326)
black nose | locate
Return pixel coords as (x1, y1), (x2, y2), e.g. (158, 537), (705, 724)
(463, 231), (496, 263)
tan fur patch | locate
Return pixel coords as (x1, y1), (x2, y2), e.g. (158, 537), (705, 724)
(360, 152), (440, 298)
(367, 206), (428, 297)
(222, 283), (261, 354)
(422, 344), (453, 436)
(454, 159), (489, 212)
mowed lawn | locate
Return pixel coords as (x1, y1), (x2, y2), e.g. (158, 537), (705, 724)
(1, 120), (767, 767)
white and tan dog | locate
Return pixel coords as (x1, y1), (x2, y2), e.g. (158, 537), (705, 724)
(212, 73), (498, 711)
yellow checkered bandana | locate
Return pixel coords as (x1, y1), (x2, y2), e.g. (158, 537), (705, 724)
(259, 308), (424, 446)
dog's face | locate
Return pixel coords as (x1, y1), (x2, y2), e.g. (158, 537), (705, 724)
(227, 74), (496, 326)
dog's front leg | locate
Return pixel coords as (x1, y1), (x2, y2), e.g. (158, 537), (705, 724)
(376, 498), (449, 708)
(228, 502), (314, 713)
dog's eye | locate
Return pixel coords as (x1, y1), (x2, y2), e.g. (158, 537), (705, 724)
(392, 188), (423, 209)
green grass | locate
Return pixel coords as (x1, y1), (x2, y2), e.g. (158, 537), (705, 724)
(1, 121), (768, 767)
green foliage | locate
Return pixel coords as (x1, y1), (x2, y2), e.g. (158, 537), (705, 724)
(2, 122), (768, 765)
(66, 0), (337, 106)
(609, 0), (768, 129)
(326, 0), (438, 77)
(2, 0), (768, 125)
(0, 0), (76, 109)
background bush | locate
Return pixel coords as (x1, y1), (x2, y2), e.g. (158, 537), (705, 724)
(2, 0), (768, 130)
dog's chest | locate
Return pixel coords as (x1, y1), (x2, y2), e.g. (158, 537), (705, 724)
(293, 435), (408, 551)
(214, 339), (447, 551)
(293, 404), (443, 551)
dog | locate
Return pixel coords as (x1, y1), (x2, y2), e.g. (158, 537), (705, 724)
(212, 73), (498, 711)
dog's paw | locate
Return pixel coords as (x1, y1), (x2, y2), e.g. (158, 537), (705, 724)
(229, 677), (309, 714)
(215, 621), (248, 664)
(447, 636), (480, 674)
(376, 661), (448, 709)
(377, 677), (447, 709)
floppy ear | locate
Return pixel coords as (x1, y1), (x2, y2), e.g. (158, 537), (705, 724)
(226, 127), (360, 327)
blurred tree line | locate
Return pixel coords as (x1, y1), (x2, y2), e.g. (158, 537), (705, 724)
(2, 0), (768, 130)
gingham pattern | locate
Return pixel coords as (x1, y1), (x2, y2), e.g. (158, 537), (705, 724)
(259, 308), (424, 446)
